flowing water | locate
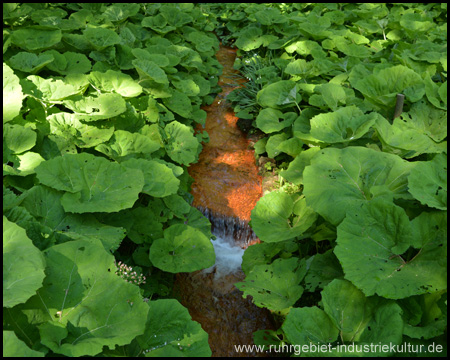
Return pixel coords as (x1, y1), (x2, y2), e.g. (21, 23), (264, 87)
(173, 45), (275, 357)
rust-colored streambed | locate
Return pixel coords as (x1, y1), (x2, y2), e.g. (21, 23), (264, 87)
(173, 45), (275, 357)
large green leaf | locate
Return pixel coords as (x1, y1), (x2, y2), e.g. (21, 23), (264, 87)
(255, 108), (286, 134)
(47, 112), (114, 149)
(3, 217), (46, 308)
(149, 224), (215, 273)
(3, 63), (24, 123)
(42, 50), (92, 75)
(310, 106), (378, 143)
(95, 130), (160, 161)
(3, 331), (45, 357)
(351, 65), (425, 109)
(282, 306), (339, 345)
(408, 153), (447, 210)
(251, 192), (317, 243)
(163, 91), (193, 118)
(34, 239), (148, 356)
(257, 80), (298, 109)
(83, 26), (121, 50)
(164, 121), (201, 166)
(8, 52), (54, 74)
(35, 153), (144, 213)
(136, 299), (211, 357)
(121, 158), (179, 198)
(235, 258), (306, 311)
(62, 93), (127, 122)
(303, 146), (413, 225)
(88, 70), (142, 98)
(11, 26), (62, 51)
(335, 200), (447, 299)
(375, 113), (447, 159)
(3, 124), (36, 154)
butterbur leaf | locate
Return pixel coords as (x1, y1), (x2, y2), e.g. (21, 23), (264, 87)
(83, 26), (121, 51)
(149, 224), (215, 273)
(8, 52), (54, 74)
(3, 331), (45, 357)
(257, 80), (298, 109)
(88, 70), (142, 98)
(3, 217), (46, 308)
(163, 91), (193, 118)
(310, 106), (378, 143)
(164, 121), (201, 166)
(3, 124), (36, 154)
(136, 299), (211, 357)
(251, 192), (317, 243)
(42, 51), (91, 75)
(35, 239), (148, 356)
(351, 65), (425, 109)
(133, 59), (168, 84)
(282, 307), (339, 345)
(121, 158), (179, 198)
(335, 200), (446, 299)
(408, 153), (447, 210)
(3, 63), (24, 123)
(35, 153), (144, 213)
(256, 108), (286, 134)
(95, 130), (160, 160)
(63, 93), (126, 121)
(303, 146), (412, 225)
(11, 27), (62, 51)
(235, 258), (306, 311)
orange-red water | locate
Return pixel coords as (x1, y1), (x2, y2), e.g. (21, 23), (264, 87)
(174, 45), (274, 357)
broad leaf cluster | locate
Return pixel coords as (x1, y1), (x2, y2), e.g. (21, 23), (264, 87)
(208, 3), (447, 356)
(3, 3), (223, 356)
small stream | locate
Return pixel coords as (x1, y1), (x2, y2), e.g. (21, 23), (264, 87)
(173, 45), (275, 357)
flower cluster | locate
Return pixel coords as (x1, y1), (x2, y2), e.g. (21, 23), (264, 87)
(115, 261), (146, 286)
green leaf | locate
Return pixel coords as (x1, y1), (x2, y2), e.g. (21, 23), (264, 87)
(265, 133), (289, 158)
(136, 299), (211, 357)
(255, 108), (286, 134)
(47, 112), (114, 149)
(282, 307), (339, 345)
(95, 130), (160, 161)
(164, 121), (201, 166)
(408, 153), (447, 210)
(35, 239), (149, 356)
(321, 279), (374, 342)
(35, 153), (144, 213)
(251, 192), (317, 243)
(8, 52), (54, 74)
(351, 65), (425, 109)
(375, 112), (447, 159)
(257, 80), (298, 109)
(163, 90), (193, 118)
(63, 93), (127, 121)
(122, 158), (179, 198)
(22, 75), (81, 103)
(3, 63), (24, 123)
(235, 27), (264, 51)
(3, 217), (46, 308)
(149, 224), (215, 273)
(88, 70), (142, 98)
(335, 200), (446, 299)
(303, 146), (413, 225)
(133, 59), (168, 84)
(279, 147), (321, 185)
(310, 106), (378, 143)
(3, 331), (45, 357)
(11, 26), (62, 51)
(83, 26), (121, 51)
(304, 250), (344, 292)
(42, 51), (91, 75)
(235, 258), (306, 311)
(3, 124), (36, 154)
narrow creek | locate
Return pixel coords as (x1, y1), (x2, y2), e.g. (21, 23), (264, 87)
(173, 45), (275, 357)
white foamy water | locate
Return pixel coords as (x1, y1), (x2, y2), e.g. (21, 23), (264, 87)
(203, 236), (245, 278)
